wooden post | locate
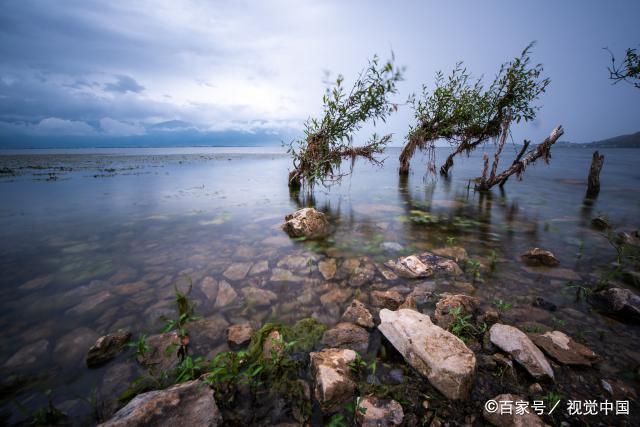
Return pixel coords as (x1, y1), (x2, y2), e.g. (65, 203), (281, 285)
(586, 151), (604, 198)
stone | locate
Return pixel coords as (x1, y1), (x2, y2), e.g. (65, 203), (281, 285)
(321, 322), (369, 353)
(529, 331), (599, 366)
(591, 216), (610, 230)
(528, 383), (543, 395)
(54, 327), (99, 367)
(86, 331), (132, 368)
(483, 393), (548, 427)
(277, 254), (316, 271)
(381, 242), (403, 252)
(137, 332), (181, 372)
(520, 248), (559, 267)
(320, 288), (353, 306)
(223, 262), (253, 281)
(3, 339), (49, 368)
(240, 287), (277, 306)
(318, 259), (337, 280)
(378, 309), (476, 400)
(349, 262), (376, 287)
(587, 287), (640, 322)
(432, 246), (468, 262)
(115, 281), (148, 295)
(263, 330), (284, 360)
(434, 294), (480, 330)
(370, 290), (403, 310)
(521, 266), (580, 281)
(356, 396), (404, 426)
(270, 268), (305, 283)
(66, 291), (112, 316)
(341, 300), (374, 328)
(385, 255), (432, 279)
(98, 380), (222, 427)
(227, 323), (253, 346)
(199, 276), (218, 301)
(19, 275), (53, 291)
(99, 361), (138, 418)
(187, 315), (230, 356)
(249, 260), (269, 276)
(376, 265), (398, 281)
(309, 348), (357, 412)
(282, 208), (329, 239)
(532, 297), (556, 312)
(489, 323), (553, 380)
(214, 281), (238, 308)
(399, 295), (417, 310)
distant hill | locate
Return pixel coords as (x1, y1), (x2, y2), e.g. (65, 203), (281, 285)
(555, 131), (640, 148)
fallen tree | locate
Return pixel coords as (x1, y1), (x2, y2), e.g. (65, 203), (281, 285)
(287, 55), (403, 189)
(475, 125), (564, 191)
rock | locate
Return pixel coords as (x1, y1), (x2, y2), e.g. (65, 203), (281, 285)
(318, 259), (337, 280)
(381, 242), (403, 252)
(249, 260), (269, 276)
(99, 362), (137, 418)
(601, 378), (638, 399)
(349, 262), (377, 287)
(385, 255), (432, 279)
(3, 339), (49, 368)
(98, 380), (222, 427)
(115, 281), (148, 295)
(320, 288), (353, 306)
(433, 246), (468, 262)
(342, 300), (374, 328)
(187, 315), (230, 356)
(378, 309), (476, 400)
(532, 297), (556, 312)
(587, 287), (640, 322)
(227, 323), (253, 346)
(240, 287), (277, 306)
(356, 396), (404, 426)
(223, 262), (253, 281)
(477, 309), (500, 326)
(309, 348), (357, 412)
(591, 216), (610, 230)
(370, 290), (404, 310)
(19, 275), (53, 291)
(54, 327), (99, 367)
(66, 291), (112, 316)
(86, 331), (132, 368)
(528, 383), (543, 395)
(376, 264), (398, 281)
(270, 268), (305, 283)
(263, 330), (284, 360)
(399, 295), (417, 310)
(434, 294), (480, 330)
(137, 332), (181, 372)
(520, 248), (559, 267)
(282, 208), (329, 239)
(521, 266), (580, 281)
(214, 281), (238, 308)
(529, 331), (599, 366)
(321, 323), (369, 353)
(483, 393), (548, 427)
(277, 254), (315, 271)
(489, 324), (554, 380)
(199, 276), (218, 301)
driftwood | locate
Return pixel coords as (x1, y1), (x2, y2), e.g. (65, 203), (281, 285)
(585, 151), (605, 198)
(476, 125), (564, 191)
(498, 140), (530, 187)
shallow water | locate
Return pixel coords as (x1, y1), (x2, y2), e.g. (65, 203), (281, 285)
(0, 146), (639, 424)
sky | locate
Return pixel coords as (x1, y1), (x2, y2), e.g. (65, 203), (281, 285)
(0, 0), (639, 147)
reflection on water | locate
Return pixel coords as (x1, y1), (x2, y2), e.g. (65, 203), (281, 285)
(0, 147), (639, 424)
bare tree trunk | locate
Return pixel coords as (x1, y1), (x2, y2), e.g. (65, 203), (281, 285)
(399, 137), (418, 175)
(585, 150), (604, 198)
(475, 125), (564, 191)
(498, 140), (530, 187)
(488, 118), (511, 182)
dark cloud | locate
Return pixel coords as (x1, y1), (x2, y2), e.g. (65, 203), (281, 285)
(104, 75), (145, 93)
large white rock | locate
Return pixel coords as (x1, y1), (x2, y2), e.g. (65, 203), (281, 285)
(489, 323), (554, 380)
(378, 309), (476, 400)
(282, 208), (329, 238)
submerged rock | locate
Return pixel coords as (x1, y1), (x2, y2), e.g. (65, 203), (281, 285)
(86, 331), (132, 368)
(520, 248), (559, 267)
(99, 361), (137, 418)
(249, 260), (269, 276)
(54, 327), (99, 367)
(66, 291), (112, 316)
(282, 208), (329, 239)
(370, 290), (404, 310)
(270, 268), (305, 283)
(309, 348), (357, 412)
(320, 288), (353, 306)
(227, 323), (253, 346)
(199, 276), (218, 301)
(356, 396), (404, 426)
(137, 332), (181, 372)
(433, 246), (468, 263)
(321, 322), (369, 353)
(378, 309), (476, 400)
(489, 323), (554, 381)
(385, 252), (463, 279)
(3, 339), (49, 368)
(187, 315), (230, 356)
(98, 380), (222, 427)
(587, 287), (640, 322)
(240, 287), (277, 306)
(223, 262), (253, 281)
(349, 262), (377, 287)
(341, 299), (374, 328)
(214, 280), (238, 308)
(318, 259), (337, 280)
(434, 294), (480, 330)
(529, 330), (599, 366)
(591, 215), (611, 230)
(483, 393), (548, 427)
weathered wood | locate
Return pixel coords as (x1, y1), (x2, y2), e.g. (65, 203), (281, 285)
(498, 140), (530, 187)
(585, 150), (605, 198)
(476, 125), (564, 191)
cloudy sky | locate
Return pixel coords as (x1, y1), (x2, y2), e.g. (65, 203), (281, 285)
(0, 0), (639, 146)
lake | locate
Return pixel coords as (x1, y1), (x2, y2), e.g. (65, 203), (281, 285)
(0, 146), (639, 425)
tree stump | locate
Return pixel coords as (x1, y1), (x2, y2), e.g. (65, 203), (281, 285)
(586, 151), (604, 198)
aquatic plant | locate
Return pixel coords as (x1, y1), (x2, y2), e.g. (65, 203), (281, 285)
(14, 389), (66, 426)
(128, 334), (151, 359)
(491, 298), (512, 313)
(287, 54), (404, 189)
(161, 280), (200, 338)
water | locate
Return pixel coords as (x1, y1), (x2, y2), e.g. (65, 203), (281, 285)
(0, 146), (639, 425)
